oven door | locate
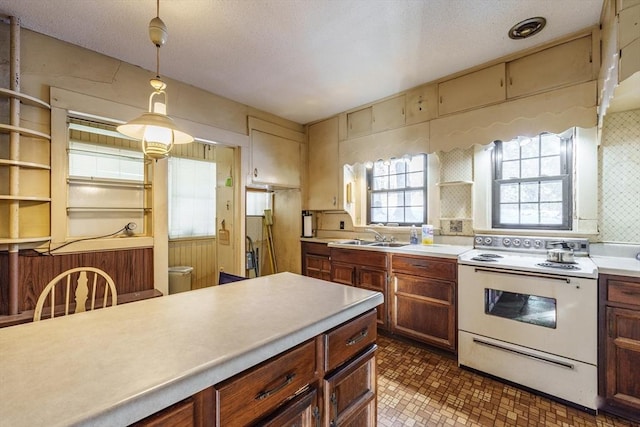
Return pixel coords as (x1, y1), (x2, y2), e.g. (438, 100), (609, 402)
(458, 265), (597, 364)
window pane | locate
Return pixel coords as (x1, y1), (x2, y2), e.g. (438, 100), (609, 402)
(390, 159), (406, 174)
(373, 162), (388, 176)
(540, 181), (563, 202)
(502, 140), (520, 160)
(407, 156), (424, 172)
(372, 192), (387, 207)
(405, 206), (423, 224)
(540, 155), (560, 176)
(502, 160), (520, 179)
(540, 202), (563, 224)
(520, 182), (539, 203)
(388, 206), (404, 223)
(371, 207), (387, 223)
(500, 183), (519, 203)
(389, 174), (405, 189)
(373, 176), (388, 190)
(520, 203), (539, 223)
(541, 133), (561, 155)
(387, 191), (404, 207)
(407, 171), (424, 187)
(405, 190), (424, 206)
(500, 204), (519, 223)
(520, 158), (539, 178)
(521, 139), (539, 159)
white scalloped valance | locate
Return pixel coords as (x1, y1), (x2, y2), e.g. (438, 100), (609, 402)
(339, 121), (429, 166)
(429, 81), (597, 152)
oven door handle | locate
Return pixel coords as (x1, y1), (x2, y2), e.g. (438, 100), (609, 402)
(472, 338), (575, 370)
(473, 267), (572, 283)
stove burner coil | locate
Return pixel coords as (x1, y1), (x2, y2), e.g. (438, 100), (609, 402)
(471, 256), (499, 262)
(478, 253), (503, 258)
(536, 262), (581, 270)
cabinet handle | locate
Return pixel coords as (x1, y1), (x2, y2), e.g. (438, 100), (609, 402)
(346, 327), (368, 346)
(500, 78), (504, 87)
(439, 96), (443, 104)
(332, 196), (336, 206)
(255, 372), (295, 400)
(330, 392), (338, 425)
(313, 406), (321, 427)
(509, 77), (513, 86)
(253, 168), (258, 178)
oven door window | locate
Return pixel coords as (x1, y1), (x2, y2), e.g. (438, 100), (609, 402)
(485, 289), (556, 329)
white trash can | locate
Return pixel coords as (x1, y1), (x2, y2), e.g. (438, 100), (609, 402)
(168, 266), (193, 294)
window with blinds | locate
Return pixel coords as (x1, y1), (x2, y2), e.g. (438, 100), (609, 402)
(168, 156), (216, 238)
(67, 117), (150, 237)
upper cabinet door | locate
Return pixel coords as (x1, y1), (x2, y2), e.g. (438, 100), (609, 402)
(372, 95), (405, 133)
(347, 107), (372, 139)
(251, 130), (300, 188)
(307, 117), (340, 211)
(507, 36), (594, 99)
(405, 84), (437, 125)
(438, 63), (506, 115)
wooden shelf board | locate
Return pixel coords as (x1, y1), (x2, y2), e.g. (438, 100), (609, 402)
(0, 195), (50, 202)
(0, 88), (51, 109)
(0, 123), (51, 140)
(0, 159), (51, 170)
(0, 236), (51, 244)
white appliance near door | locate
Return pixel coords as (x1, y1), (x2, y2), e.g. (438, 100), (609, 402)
(458, 235), (599, 411)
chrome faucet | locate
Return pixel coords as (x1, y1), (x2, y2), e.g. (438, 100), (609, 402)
(365, 228), (392, 242)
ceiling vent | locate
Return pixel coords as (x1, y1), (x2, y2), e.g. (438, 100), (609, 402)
(508, 17), (547, 40)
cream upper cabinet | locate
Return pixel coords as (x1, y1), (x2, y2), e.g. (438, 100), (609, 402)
(372, 95), (405, 133)
(307, 117), (340, 210)
(347, 107), (372, 139)
(619, 4), (640, 81)
(405, 84), (437, 125)
(507, 36), (594, 99)
(250, 129), (301, 188)
(438, 63), (506, 115)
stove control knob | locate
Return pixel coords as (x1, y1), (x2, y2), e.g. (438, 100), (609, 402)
(503, 238), (511, 246)
(484, 237), (492, 245)
(534, 240), (543, 249)
(522, 239), (531, 248)
(475, 236), (484, 245)
(513, 238), (521, 247)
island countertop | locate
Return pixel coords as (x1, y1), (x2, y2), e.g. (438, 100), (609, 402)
(0, 272), (383, 427)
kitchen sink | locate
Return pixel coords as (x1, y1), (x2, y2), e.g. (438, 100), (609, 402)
(338, 240), (378, 245)
(368, 242), (408, 247)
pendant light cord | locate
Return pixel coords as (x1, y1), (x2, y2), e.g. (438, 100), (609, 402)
(155, 0), (161, 79)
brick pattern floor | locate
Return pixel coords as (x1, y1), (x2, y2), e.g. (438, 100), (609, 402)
(377, 335), (638, 427)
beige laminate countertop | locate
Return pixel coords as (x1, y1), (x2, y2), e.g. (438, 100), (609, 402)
(591, 256), (640, 278)
(301, 237), (472, 259)
(0, 272), (383, 427)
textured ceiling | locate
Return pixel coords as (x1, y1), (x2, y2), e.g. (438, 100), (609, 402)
(0, 0), (606, 124)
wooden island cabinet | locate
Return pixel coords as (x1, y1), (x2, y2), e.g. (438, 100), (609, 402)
(599, 273), (640, 424)
(0, 273), (382, 427)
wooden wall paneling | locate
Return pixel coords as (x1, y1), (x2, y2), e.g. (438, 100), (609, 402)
(0, 248), (153, 315)
(168, 238), (216, 290)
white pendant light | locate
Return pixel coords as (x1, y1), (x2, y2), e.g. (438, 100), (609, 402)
(117, 0), (193, 159)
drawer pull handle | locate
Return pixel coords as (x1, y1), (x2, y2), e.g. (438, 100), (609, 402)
(255, 373), (296, 401)
(346, 328), (368, 346)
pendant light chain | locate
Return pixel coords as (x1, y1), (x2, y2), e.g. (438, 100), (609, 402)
(155, 0), (161, 79)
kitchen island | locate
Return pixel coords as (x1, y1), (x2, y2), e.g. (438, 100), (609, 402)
(0, 272), (383, 426)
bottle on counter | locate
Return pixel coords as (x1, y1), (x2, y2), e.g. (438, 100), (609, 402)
(410, 225), (419, 244)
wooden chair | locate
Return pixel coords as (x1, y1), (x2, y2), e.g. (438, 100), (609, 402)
(33, 267), (118, 321)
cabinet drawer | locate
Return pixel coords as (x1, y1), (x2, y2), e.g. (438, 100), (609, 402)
(330, 248), (387, 268)
(302, 241), (330, 257)
(324, 344), (377, 427)
(391, 255), (456, 281)
(325, 310), (377, 372)
(215, 339), (318, 427)
(395, 274), (454, 303)
(608, 278), (640, 307)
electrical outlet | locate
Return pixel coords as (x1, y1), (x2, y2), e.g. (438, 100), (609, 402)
(450, 220), (463, 233)
(339, 221), (345, 230)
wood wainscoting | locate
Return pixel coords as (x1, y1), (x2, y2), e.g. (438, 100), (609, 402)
(0, 248), (155, 326)
(169, 238), (217, 289)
